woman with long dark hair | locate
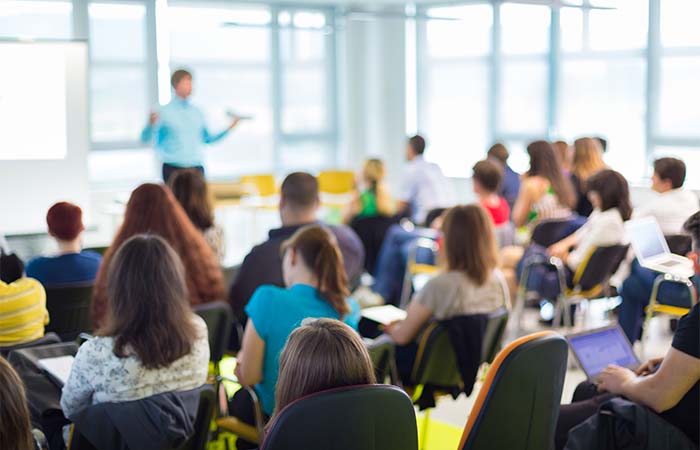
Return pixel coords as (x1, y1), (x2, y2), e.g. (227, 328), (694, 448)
(61, 235), (209, 418)
(91, 183), (224, 327)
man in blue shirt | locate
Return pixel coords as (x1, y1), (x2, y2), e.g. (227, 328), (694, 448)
(141, 69), (241, 182)
(487, 143), (521, 212)
(26, 202), (101, 286)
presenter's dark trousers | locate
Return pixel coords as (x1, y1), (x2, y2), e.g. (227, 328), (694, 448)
(162, 163), (205, 184)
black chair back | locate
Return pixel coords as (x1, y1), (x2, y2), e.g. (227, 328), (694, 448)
(531, 218), (576, 248)
(45, 282), (93, 341)
(260, 385), (418, 450)
(176, 386), (216, 450)
(460, 332), (568, 450)
(411, 322), (461, 388)
(0, 332), (60, 358)
(666, 234), (692, 256)
(350, 215), (398, 275)
(481, 308), (509, 365)
(221, 265), (240, 291)
(366, 335), (398, 384)
(83, 246), (109, 256)
(193, 301), (234, 363)
(574, 245), (629, 292)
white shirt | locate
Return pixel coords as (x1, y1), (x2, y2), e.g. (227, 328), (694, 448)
(633, 188), (699, 235)
(60, 315), (210, 419)
(568, 208), (626, 270)
(400, 156), (456, 224)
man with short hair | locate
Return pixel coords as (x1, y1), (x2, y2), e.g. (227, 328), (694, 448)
(26, 202), (101, 286)
(487, 143), (520, 212)
(141, 69), (241, 183)
(472, 159), (510, 226)
(228, 172), (364, 321)
(618, 157), (699, 342)
(397, 135), (455, 225)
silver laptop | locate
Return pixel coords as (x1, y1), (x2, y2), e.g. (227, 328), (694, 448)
(625, 217), (694, 278)
(567, 325), (640, 383)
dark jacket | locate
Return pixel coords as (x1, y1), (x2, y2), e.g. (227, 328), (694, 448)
(564, 397), (698, 450)
(70, 387), (204, 450)
(228, 221), (364, 321)
(501, 164), (521, 212)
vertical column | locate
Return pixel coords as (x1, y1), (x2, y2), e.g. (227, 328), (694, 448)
(645, 0), (661, 176)
(547, 6), (561, 139)
(489, 2), (501, 144)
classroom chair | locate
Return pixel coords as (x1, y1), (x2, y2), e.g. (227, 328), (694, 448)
(317, 170), (355, 195)
(83, 246), (109, 256)
(457, 331), (568, 450)
(260, 385), (418, 450)
(517, 245), (629, 329)
(44, 282), (94, 341)
(407, 308), (510, 450)
(0, 332), (60, 358)
(350, 215), (399, 275)
(400, 237), (440, 308)
(366, 334), (400, 385)
(530, 217), (579, 248)
(240, 174), (277, 197)
(640, 272), (697, 358)
(665, 234), (692, 256)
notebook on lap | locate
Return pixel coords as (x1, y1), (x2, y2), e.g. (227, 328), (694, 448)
(567, 325), (640, 383)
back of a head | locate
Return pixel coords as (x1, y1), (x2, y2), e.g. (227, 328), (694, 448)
(282, 225), (349, 316)
(47, 201), (84, 242)
(168, 169), (214, 231)
(487, 143), (509, 165)
(273, 319), (376, 416)
(281, 172), (319, 211)
(0, 357), (34, 450)
(102, 234), (197, 369)
(527, 140), (576, 208)
(552, 141), (570, 168)
(683, 212), (700, 254)
(587, 169), (632, 221)
(572, 137), (606, 180)
(408, 135), (426, 156)
(363, 159), (385, 189)
(654, 157), (686, 189)
(442, 205), (498, 285)
(472, 160), (503, 194)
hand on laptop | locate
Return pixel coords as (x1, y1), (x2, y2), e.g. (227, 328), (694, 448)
(636, 357), (663, 376)
(597, 365), (636, 394)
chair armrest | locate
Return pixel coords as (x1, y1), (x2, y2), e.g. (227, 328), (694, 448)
(216, 375), (266, 443)
(216, 417), (261, 444)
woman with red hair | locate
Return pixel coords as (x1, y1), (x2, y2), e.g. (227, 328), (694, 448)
(91, 183), (224, 327)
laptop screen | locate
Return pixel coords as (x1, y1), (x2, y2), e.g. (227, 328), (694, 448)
(568, 327), (639, 379)
(626, 219), (668, 261)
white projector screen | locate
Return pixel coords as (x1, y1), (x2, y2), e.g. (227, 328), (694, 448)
(0, 41), (90, 235)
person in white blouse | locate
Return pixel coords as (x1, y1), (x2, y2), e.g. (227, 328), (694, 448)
(60, 234), (209, 419)
(633, 157), (699, 235)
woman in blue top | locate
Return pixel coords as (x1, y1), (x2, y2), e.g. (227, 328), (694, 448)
(230, 224), (355, 450)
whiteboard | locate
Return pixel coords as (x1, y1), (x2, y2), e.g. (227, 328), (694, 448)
(0, 41), (90, 235)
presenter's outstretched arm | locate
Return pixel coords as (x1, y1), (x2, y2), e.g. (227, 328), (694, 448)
(202, 116), (242, 144)
(140, 111), (160, 144)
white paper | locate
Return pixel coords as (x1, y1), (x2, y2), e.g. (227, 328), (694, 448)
(38, 356), (75, 385)
(360, 305), (408, 325)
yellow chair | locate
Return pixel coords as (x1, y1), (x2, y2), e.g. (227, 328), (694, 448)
(400, 238), (440, 308)
(241, 174), (277, 197)
(317, 170), (355, 195)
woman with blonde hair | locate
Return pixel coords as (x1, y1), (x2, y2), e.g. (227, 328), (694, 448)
(385, 204), (508, 382)
(271, 319), (376, 420)
(344, 158), (394, 223)
(230, 225), (356, 449)
(571, 137), (607, 217)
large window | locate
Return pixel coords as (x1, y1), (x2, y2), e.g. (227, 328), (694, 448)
(0, 1), (72, 40)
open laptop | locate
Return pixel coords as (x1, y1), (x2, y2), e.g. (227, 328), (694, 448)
(625, 217), (694, 278)
(567, 325), (640, 383)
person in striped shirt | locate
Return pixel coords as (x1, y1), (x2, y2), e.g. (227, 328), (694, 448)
(0, 277), (48, 346)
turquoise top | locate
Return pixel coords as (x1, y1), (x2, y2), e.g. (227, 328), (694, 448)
(140, 97), (229, 167)
(244, 284), (359, 415)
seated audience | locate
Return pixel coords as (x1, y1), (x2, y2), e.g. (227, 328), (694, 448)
(618, 157), (699, 342)
(269, 318), (376, 421)
(0, 242), (24, 284)
(472, 160), (510, 226)
(0, 356), (47, 450)
(26, 202), (101, 286)
(228, 172), (363, 321)
(0, 269), (48, 346)
(61, 234), (209, 418)
(168, 169), (226, 262)
(397, 135), (455, 225)
(555, 211), (700, 449)
(529, 170), (632, 299)
(553, 140), (572, 176)
(343, 158), (394, 223)
(385, 205), (508, 382)
(231, 225), (356, 449)
(511, 140), (576, 228)
(570, 138), (607, 218)
(487, 143), (521, 212)
(91, 184), (224, 327)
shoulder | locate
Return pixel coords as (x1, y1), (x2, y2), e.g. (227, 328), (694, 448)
(0, 277), (44, 297)
(422, 272), (462, 293)
(249, 285), (286, 307)
(329, 224), (361, 243)
(80, 251), (103, 262)
(25, 256), (46, 272)
(75, 336), (113, 363)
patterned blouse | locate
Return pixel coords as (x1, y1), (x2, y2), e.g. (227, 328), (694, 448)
(60, 315), (210, 419)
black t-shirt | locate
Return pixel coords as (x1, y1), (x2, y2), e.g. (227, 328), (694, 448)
(660, 303), (700, 445)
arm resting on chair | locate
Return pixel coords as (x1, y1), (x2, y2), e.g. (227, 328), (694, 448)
(235, 321), (265, 386)
(385, 301), (433, 346)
